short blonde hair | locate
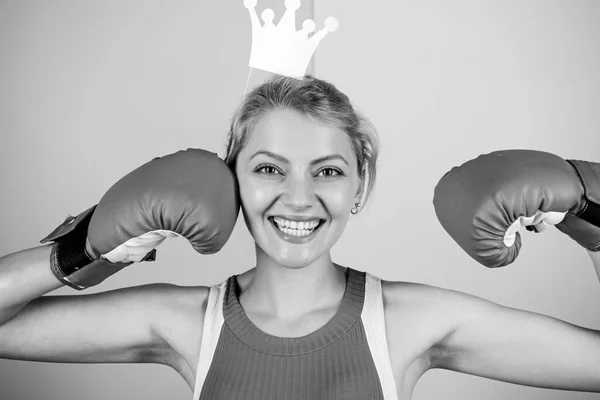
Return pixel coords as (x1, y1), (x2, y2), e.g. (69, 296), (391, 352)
(224, 75), (379, 209)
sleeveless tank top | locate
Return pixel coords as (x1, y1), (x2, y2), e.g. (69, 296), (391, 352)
(192, 267), (399, 399)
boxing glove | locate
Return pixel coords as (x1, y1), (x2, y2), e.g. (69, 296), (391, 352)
(433, 150), (600, 268)
(40, 148), (240, 289)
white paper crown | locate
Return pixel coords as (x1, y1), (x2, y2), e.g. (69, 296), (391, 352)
(243, 0), (339, 79)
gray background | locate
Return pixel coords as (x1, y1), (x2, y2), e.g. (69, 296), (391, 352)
(1, 0), (600, 399)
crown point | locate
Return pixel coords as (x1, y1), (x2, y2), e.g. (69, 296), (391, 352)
(302, 19), (316, 33)
(324, 17), (339, 32)
(243, 0), (257, 9)
(261, 9), (275, 23)
(285, 0), (301, 11)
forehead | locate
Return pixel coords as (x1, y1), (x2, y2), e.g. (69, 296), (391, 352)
(242, 108), (355, 162)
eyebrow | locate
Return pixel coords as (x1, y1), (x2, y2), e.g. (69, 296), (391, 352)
(249, 150), (349, 166)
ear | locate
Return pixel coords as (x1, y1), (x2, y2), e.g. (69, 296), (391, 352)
(354, 168), (366, 203)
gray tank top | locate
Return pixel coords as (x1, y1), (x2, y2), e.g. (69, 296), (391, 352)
(192, 267), (399, 399)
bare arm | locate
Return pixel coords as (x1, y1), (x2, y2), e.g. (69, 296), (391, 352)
(588, 250), (600, 284)
(428, 286), (600, 392)
(0, 245), (64, 324)
(0, 245), (194, 365)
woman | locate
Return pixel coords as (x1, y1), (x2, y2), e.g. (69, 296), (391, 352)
(0, 75), (598, 400)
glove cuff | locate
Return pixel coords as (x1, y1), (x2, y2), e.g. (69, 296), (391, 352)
(566, 159), (600, 227)
(41, 205), (136, 290)
(41, 206), (96, 290)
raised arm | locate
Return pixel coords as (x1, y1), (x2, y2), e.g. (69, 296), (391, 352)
(0, 148), (239, 367)
(0, 245), (177, 364)
(428, 284), (600, 392)
(427, 149), (600, 392)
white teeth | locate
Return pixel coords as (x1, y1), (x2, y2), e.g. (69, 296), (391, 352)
(282, 228), (311, 237)
(273, 217), (320, 230)
(272, 217), (321, 237)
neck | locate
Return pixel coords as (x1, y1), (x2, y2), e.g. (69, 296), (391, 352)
(239, 246), (347, 319)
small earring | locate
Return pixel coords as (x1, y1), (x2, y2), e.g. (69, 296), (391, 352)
(351, 202), (361, 215)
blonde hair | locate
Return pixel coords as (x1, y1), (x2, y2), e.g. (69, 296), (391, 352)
(224, 75), (379, 209)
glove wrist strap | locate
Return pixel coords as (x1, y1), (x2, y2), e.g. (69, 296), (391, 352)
(41, 206), (98, 290)
(567, 159), (600, 227)
(49, 243), (89, 290)
(576, 202), (600, 228)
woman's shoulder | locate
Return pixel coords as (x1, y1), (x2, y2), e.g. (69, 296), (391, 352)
(381, 278), (483, 307)
(380, 280), (442, 319)
(141, 283), (212, 381)
(380, 279), (498, 338)
(133, 282), (211, 312)
(133, 283), (211, 349)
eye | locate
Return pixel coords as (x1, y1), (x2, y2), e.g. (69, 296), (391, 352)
(317, 167), (343, 178)
(255, 163), (282, 175)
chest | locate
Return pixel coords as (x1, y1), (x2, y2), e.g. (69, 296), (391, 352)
(169, 282), (444, 399)
(198, 329), (388, 400)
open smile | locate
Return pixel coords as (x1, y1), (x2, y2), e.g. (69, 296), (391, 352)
(268, 216), (326, 244)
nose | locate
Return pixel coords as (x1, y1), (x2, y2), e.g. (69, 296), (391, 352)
(282, 175), (315, 211)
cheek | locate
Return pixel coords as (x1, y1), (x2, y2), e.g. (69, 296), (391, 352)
(239, 179), (275, 215)
(322, 187), (354, 214)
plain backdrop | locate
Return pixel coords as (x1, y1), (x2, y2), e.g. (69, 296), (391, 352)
(1, 0), (600, 399)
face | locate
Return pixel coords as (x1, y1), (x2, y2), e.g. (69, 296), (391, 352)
(236, 107), (363, 269)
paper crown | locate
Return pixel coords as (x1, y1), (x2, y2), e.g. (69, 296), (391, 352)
(243, 0), (339, 79)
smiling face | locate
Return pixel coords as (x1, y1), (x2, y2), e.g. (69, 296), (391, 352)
(236, 107), (364, 269)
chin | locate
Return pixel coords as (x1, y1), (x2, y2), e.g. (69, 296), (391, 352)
(273, 247), (331, 270)
(269, 251), (312, 269)
(278, 262), (311, 270)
